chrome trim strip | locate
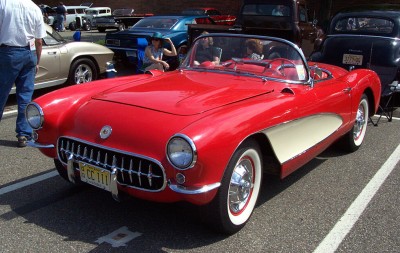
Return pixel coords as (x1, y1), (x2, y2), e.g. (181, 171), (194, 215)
(106, 46), (138, 51)
(168, 181), (221, 194)
(27, 140), (54, 149)
(327, 34), (399, 41)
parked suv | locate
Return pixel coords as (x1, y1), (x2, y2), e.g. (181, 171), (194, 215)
(83, 7), (112, 29)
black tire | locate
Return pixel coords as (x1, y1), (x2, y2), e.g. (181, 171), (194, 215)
(341, 94), (369, 152)
(67, 58), (98, 85)
(69, 22), (76, 31)
(98, 27), (106, 33)
(117, 23), (126, 31)
(83, 22), (91, 31)
(200, 139), (263, 234)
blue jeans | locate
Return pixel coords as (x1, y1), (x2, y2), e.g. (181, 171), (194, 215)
(56, 14), (65, 31)
(0, 46), (36, 139)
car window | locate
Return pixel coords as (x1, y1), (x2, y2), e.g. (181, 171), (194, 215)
(76, 8), (86, 14)
(67, 9), (75, 14)
(299, 6), (307, 23)
(334, 17), (394, 34)
(86, 10), (98, 15)
(242, 4), (290, 17)
(194, 17), (214, 24)
(182, 9), (205, 15)
(133, 18), (178, 29)
(43, 28), (65, 46)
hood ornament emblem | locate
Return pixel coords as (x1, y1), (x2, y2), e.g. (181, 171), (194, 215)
(100, 125), (112, 139)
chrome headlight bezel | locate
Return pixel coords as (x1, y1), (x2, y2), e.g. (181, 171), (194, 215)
(25, 102), (44, 130)
(166, 134), (197, 170)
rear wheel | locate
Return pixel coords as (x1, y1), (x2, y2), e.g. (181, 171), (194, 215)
(201, 139), (262, 234)
(67, 58), (98, 85)
(342, 94), (369, 152)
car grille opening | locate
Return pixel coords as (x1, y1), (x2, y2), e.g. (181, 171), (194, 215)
(57, 137), (166, 192)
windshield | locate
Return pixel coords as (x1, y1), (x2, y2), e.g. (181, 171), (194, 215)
(334, 17), (394, 34)
(132, 18), (178, 29)
(181, 34), (308, 82)
(43, 25), (65, 45)
(242, 4), (290, 17)
(86, 10), (99, 15)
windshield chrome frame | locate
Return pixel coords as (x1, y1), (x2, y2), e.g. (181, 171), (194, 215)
(181, 33), (312, 85)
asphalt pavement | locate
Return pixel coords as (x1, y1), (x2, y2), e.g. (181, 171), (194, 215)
(1, 29), (400, 252)
(0, 112), (399, 252)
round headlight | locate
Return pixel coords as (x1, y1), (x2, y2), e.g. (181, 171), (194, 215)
(166, 134), (197, 170)
(25, 102), (44, 130)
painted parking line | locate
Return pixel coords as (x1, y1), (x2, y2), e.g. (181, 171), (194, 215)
(0, 171), (58, 196)
(96, 226), (142, 247)
(314, 143), (400, 253)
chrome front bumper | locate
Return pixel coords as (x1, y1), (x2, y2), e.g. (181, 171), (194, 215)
(27, 140), (54, 149)
(168, 181), (221, 194)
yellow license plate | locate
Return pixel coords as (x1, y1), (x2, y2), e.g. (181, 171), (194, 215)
(79, 163), (111, 191)
(342, 54), (363, 65)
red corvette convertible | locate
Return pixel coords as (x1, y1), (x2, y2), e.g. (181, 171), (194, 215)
(25, 33), (381, 234)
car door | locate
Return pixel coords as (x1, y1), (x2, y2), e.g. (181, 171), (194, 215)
(35, 34), (61, 85)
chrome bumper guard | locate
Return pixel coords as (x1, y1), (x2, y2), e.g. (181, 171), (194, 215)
(168, 181), (221, 194)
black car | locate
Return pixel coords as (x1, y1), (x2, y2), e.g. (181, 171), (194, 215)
(310, 4), (400, 108)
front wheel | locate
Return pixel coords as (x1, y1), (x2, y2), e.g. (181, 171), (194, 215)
(342, 94), (369, 152)
(67, 58), (98, 85)
(117, 23), (126, 31)
(201, 139), (263, 234)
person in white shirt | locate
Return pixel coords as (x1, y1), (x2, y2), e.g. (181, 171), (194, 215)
(0, 0), (46, 147)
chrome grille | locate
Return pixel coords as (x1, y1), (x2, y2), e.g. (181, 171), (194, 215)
(106, 39), (120, 46)
(57, 137), (166, 192)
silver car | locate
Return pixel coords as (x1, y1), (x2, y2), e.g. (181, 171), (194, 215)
(11, 24), (114, 94)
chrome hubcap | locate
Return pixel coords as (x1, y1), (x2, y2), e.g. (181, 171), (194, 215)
(229, 158), (254, 214)
(354, 102), (366, 139)
(74, 64), (93, 84)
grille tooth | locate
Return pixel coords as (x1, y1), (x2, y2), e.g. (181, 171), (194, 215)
(57, 137), (165, 191)
(129, 159), (133, 183)
(89, 149), (94, 162)
(121, 158), (125, 181)
(148, 165), (152, 187)
(77, 145), (81, 158)
(66, 140), (70, 152)
(138, 160), (142, 186)
(96, 151), (101, 165)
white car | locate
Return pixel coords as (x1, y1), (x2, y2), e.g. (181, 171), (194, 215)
(83, 7), (112, 29)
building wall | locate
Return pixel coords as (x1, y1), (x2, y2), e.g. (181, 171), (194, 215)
(38, 0), (400, 20)
(39, 0), (242, 15)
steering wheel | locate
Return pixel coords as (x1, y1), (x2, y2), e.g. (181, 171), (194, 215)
(266, 58), (297, 76)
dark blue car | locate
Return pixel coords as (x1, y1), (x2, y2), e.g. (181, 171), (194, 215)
(105, 15), (214, 69)
(310, 4), (400, 111)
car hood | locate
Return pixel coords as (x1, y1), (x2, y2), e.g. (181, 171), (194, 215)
(92, 71), (274, 116)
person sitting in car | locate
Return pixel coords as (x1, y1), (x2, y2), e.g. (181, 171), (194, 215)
(194, 31), (220, 66)
(142, 32), (177, 71)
